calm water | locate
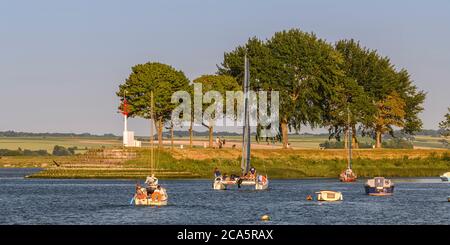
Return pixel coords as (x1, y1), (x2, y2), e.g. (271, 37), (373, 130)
(0, 168), (449, 225)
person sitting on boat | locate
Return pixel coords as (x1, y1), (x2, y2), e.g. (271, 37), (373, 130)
(222, 173), (230, 181)
(135, 184), (147, 200)
(151, 185), (162, 201)
(145, 174), (158, 186)
(248, 167), (256, 180)
(213, 168), (222, 178)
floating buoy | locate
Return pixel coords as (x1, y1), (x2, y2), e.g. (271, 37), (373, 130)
(306, 195), (313, 201)
(261, 215), (270, 221)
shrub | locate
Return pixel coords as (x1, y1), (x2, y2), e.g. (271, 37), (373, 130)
(319, 141), (373, 149)
(382, 138), (414, 149)
(0, 148), (49, 156)
(52, 145), (73, 156)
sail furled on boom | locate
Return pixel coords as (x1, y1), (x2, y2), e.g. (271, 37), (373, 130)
(241, 55), (251, 175)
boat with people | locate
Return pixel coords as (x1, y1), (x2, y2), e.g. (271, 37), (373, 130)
(316, 191), (343, 202)
(132, 91), (168, 206)
(364, 177), (394, 196)
(440, 172), (450, 182)
(212, 56), (269, 191)
(339, 108), (357, 182)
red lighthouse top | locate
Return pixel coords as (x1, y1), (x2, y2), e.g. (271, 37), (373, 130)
(122, 98), (129, 116)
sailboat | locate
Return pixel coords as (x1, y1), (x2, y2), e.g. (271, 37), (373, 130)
(339, 108), (357, 182)
(133, 91), (168, 206)
(213, 56), (269, 190)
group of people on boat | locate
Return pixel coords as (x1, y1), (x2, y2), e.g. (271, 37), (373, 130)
(134, 174), (167, 202)
(214, 167), (263, 182)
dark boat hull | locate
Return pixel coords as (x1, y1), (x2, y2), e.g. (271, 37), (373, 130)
(364, 186), (394, 196)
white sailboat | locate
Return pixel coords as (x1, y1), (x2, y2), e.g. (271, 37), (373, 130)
(133, 91), (168, 206)
(339, 108), (357, 182)
(213, 56), (269, 190)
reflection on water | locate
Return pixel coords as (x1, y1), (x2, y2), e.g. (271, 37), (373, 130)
(0, 168), (449, 225)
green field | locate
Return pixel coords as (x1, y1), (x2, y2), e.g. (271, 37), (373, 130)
(0, 137), (122, 153)
(1, 135), (449, 179)
(0, 134), (447, 152)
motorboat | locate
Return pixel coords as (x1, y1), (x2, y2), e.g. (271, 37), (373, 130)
(364, 177), (394, 196)
(316, 191), (343, 202)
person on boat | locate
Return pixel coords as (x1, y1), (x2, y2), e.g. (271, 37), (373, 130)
(248, 167), (256, 180)
(222, 173), (229, 181)
(145, 174), (158, 186)
(213, 168), (222, 178)
(135, 183), (147, 200)
(151, 185), (163, 202)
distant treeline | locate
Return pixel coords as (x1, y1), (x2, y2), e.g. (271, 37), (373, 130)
(0, 131), (117, 138)
(0, 129), (443, 138)
(0, 145), (80, 157)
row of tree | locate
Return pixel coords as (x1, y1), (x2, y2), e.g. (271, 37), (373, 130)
(117, 28), (427, 149)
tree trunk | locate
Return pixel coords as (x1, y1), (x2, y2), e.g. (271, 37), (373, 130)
(352, 124), (359, 149)
(209, 126), (213, 148)
(375, 130), (382, 148)
(170, 123), (174, 150)
(157, 118), (163, 148)
(281, 118), (289, 149)
(189, 121), (193, 148)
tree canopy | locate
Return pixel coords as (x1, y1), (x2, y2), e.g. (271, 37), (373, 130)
(116, 62), (190, 147)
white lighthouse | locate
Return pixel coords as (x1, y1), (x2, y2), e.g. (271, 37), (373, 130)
(122, 97), (141, 147)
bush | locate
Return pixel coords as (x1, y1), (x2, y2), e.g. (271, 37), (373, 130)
(52, 145), (73, 156)
(382, 138), (414, 149)
(319, 141), (373, 149)
(0, 148), (49, 156)
(319, 141), (344, 149)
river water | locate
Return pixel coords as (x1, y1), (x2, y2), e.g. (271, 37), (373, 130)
(0, 168), (449, 225)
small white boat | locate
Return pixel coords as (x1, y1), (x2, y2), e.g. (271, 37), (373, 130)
(134, 186), (168, 206)
(440, 172), (450, 182)
(316, 191), (343, 202)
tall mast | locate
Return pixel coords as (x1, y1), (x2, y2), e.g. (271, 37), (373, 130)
(150, 91), (155, 174)
(241, 55), (251, 175)
(347, 107), (352, 170)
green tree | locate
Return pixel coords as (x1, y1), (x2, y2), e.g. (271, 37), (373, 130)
(219, 29), (344, 149)
(335, 39), (425, 148)
(439, 107), (450, 147)
(117, 62), (190, 148)
(192, 75), (240, 148)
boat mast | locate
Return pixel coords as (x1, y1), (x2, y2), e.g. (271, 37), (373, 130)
(241, 55), (251, 176)
(347, 107), (352, 170)
(150, 91), (155, 175)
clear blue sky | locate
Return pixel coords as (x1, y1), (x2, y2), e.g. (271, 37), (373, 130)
(1, 0), (449, 135)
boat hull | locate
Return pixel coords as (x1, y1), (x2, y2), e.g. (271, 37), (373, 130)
(340, 177), (357, 182)
(134, 198), (168, 206)
(212, 176), (268, 190)
(365, 186), (394, 196)
(316, 191), (343, 202)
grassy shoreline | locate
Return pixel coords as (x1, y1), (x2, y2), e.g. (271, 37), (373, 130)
(1, 148), (449, 179)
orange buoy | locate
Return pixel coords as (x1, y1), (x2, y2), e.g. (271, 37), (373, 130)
(306, 195), (313, 201)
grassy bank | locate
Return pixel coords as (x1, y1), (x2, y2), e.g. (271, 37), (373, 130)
(10, 148), (449, 179)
